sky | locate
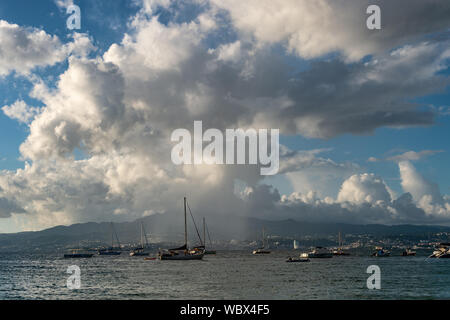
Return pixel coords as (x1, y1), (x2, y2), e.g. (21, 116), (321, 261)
(0, 0), (449, 233)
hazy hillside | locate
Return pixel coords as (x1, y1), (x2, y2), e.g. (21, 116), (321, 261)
(0, 213), (449, 253)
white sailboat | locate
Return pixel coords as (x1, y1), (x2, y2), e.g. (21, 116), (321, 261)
(158, 197), (204, 260)
(130, 222), (150, 256)
(253, 227), (271, 254)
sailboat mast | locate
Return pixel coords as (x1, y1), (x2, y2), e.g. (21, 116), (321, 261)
(203, 217), (206, 247)
(111, 222), (114, 248)
(262, 227), (265, 249)
(184, 197), (188, 249)
(140, 222), (144, 248)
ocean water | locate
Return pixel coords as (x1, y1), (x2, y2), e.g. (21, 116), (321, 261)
(0, 250), (449, 300)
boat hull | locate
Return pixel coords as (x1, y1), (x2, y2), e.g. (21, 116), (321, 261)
(373, 253), (390, 257)
(252, 249), (271, 254)
(308, 253), (333, 258)
(98, 251), (121, 255)
(130, 252), (149, 256)
(159, 253), (204, 260)
(64, 254), (93, 258)
(428, 246), (450, 258)
(429, 253), (450, 258)
(286, 258), (310, 263)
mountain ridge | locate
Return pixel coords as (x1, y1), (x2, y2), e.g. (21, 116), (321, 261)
(1, 213), (449, 252)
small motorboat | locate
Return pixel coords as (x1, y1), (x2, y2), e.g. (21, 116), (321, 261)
(286, 257), (310, 263)
(144, 257), (157, 261)
(371, 247), (390, 257)
(130, 248), (149, 256)
(333, 248), (351, 256)
(303, 247), (333, 258)
(252, 248), (271, 255)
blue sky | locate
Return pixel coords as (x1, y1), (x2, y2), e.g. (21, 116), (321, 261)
(0, 0), (449, 232)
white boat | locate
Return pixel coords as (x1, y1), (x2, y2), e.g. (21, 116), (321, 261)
(158, 197), (204, 261)
(252, 227), (271, 254)
(428, 243), (450, 258)
(293, 240), (300, 250)
(302, 246), (333, 258)
(130, 222), (150, 256)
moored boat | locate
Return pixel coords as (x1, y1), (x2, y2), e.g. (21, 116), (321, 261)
(428, 243), (450, 258)
(98, 222), (122, 255)
(333, 248), (350, 256)
(371, 246), (390, 257)
(252, 248), (271, 254)
(64, 249), (93, 259)
(402, 248), (416, 256)
(252, 227), (271, 255)
(303, 246), (333, 258)
(333, 232), (350, 256)
(158, 197), (204, 261)
(130, 222), (150, 257)
(286, 256), (310, 263)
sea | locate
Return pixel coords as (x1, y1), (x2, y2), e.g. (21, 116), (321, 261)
(0, 250), (449, 300)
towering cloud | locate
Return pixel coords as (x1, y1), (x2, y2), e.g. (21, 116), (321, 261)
(337, 174), (393, 205)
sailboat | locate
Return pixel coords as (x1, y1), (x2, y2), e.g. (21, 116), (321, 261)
(252, 227), (271, 254)
(130, 222), (150, 256)
(333, 231), (350, 256)
(203, 217), (216, 255)
(98, 222), (122, 255)
(158, 197), (204, 260)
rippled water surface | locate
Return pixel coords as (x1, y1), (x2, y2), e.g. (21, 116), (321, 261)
(0, 251), (449, 299)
